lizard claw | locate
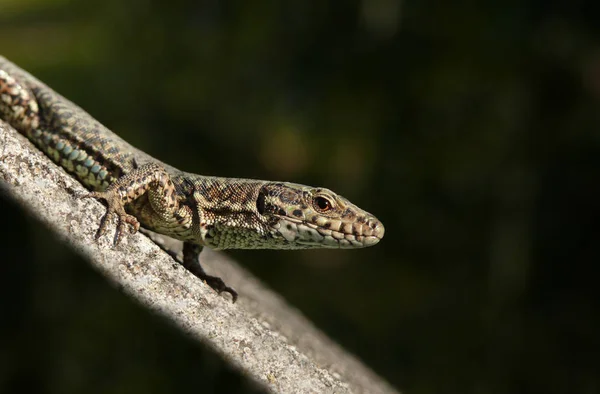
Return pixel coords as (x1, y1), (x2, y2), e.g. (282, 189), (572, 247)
(81, 191), (140, 245)
(202, 275), (238, 303)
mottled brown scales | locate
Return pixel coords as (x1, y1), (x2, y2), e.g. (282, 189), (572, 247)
(342, 208), (355, 219)
(0, 56), (385, 301)
(279, 189), (301, 204)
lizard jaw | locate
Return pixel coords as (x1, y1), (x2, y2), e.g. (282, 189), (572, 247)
(272, 215), (384, 249)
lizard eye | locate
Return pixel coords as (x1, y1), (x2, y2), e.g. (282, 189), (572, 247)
(313, 196), (333, 212)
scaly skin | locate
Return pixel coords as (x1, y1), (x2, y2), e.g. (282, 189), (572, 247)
(0, 56), (385, 300)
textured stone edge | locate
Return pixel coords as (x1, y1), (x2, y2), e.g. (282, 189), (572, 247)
(0, 120), (399, 394)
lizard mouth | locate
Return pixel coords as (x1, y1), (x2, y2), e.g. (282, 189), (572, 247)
(273, 215), (384, 248)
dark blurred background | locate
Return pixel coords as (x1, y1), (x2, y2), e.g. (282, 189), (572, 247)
(1, 1), (599, 393)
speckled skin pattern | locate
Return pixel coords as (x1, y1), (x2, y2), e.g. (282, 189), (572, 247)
(0, 56), (384, 299)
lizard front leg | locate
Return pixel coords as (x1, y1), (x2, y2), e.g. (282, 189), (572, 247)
(83, 165), (237, 300)
(82, 162), (181, 245)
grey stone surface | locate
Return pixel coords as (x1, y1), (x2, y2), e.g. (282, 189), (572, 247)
(0, 120), (399, 394)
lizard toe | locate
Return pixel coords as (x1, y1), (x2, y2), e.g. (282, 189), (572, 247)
(81, 190), (139, 244)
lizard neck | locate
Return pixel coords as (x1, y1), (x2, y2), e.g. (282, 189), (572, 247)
(176, 175), (273, 249)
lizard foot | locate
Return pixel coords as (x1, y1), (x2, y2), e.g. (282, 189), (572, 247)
(81, 191), (140, 245)
(183, 242), (238, 302)
(200, 275), (238, 303)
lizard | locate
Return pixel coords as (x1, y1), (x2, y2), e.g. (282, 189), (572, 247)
(0, 56), (385, 302)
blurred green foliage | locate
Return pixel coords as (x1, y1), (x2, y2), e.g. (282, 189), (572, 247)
(1, 0), (599, 393)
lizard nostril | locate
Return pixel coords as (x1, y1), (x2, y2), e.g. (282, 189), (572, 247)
(372, 221), (385, 239)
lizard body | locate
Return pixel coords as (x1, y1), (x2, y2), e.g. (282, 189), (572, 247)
(0, 56), (384, 300)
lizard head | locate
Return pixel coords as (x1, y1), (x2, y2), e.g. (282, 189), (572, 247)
(256, 182), (384, 249)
